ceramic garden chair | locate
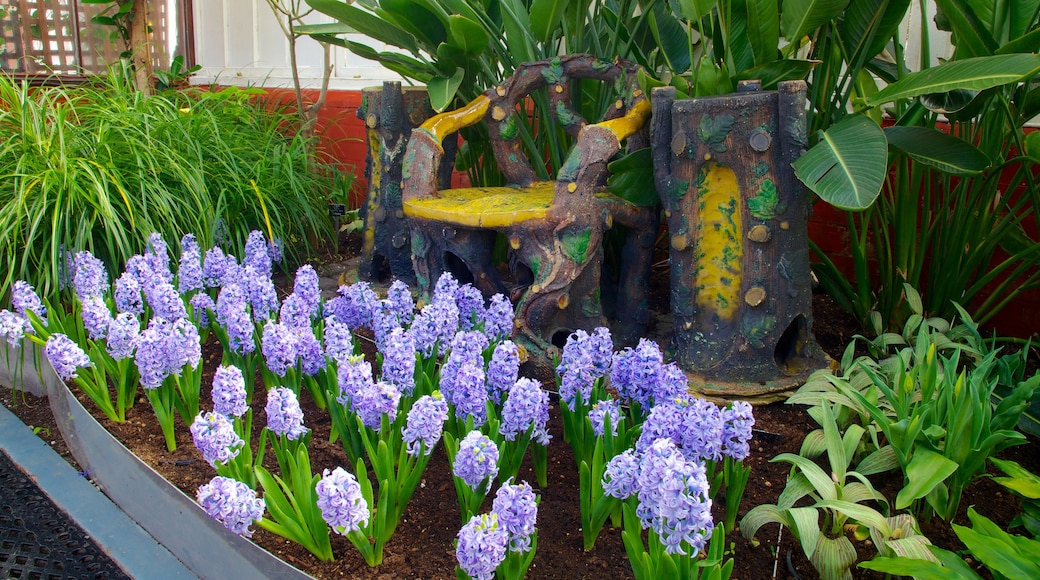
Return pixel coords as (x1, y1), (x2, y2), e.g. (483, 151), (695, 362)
(401, 55), (658, 355)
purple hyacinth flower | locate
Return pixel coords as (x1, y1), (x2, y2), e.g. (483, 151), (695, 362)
(280, 293), (311, 330)
(216, 283), (255, 356)
(203, 247), (229, 287)
(146, 281), (187, 321)
(353, 380), (401, 430)
(486, 340), (520, 404)
(294, 325), (324, 377)
(589, 398), (622, 438)
(44, 334), (91, 381)
(678, 397), (725, 463)
(387, 279), (414, 326)
(379, 327), (415, 395)
(178, 234), (205, 294)
(80, 296), (113, 340)
(146, 233), (173, 282)
(190, 292), (216, 327)
(114, 272), (144, 315)
(11, 280), (47, 325)
(371, 299), (401, 353)
(292, 265), (321, 317)
(483, 293), (514, 340)
(243, 230), (272, 278)
(190, 411), (244, 467)
(105, 312), (140, 360)
(265, 386), (308, 440)
(0, 310), (27, 346)
(73, 251), (109, 300)
(433, 272), (459, 305)
(243, 265), (279, 323)
(456, 513), (508, 580)
(452, 360), (488, 427)
(336, 354), (374, 408)
(610, 338), (667, 409)
(636, 403), (683, 454)
(196, 476), (265, 537)
(403, 391), (449, 456)
(491, 479), (538, 552)
(721, 401), (755, 461)
(440, 331), (489, 405)
(322, 316), (354, 363)
(169, 317), (202, 374)
(135, 318), (171, 389)
(316, 467), (369, 535)
(635, 438), (713, 556)
(123, 254), (154, 292)
(602, 449), (640, 499)
(327, 281), (378, 330)
(261, 321), (298, 377)
(556, 327), (614, 411)
(455, 284), (485, 331)
(453, 431), (499, 492)
(212, 365), (247, 418)
(499, 378), (550, 445)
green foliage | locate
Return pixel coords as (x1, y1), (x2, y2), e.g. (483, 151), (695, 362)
(810, 3), (1040, 331)
(740, 401), (934, 580)
(791, 293), (1040, 522)
(991, 458), (1040, 539)
(0, 67), (336, 301)
(860, 507), (1040, 579)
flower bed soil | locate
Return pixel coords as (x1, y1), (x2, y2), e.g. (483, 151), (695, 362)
(5, 231), (1040, 578)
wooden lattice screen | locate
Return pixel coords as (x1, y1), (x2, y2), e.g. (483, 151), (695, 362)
(1, 0), (175, 76)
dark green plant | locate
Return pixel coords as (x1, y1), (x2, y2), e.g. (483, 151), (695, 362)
(741, 401), (933, 580)
(808, 1), (1040, 330)
(991, 457), (1040, 539)
(860, 507), (1040, 579)
(0, 67), (336, 301)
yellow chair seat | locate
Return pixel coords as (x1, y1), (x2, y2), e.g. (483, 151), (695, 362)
(403, 181), (627, 228)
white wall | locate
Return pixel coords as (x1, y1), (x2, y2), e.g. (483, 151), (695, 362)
(192, 1), (952, 91)
(191, 0), (404, 90)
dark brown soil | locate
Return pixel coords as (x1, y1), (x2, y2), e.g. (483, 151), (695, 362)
(4, 233), (1039, 579)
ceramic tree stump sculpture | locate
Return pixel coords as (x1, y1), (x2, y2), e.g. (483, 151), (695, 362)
(357, 82), (457, 284)
(651, 81), (829, 399)
(401, 55), (658, 357)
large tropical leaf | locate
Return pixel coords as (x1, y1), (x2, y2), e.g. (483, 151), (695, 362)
(859, 556), (967, 579)
(884, 126), (990, 175)
(746, 0), (780, 66)
(780, 0), (851, 43)
(866, 54), (1040, 105)
(427, 67), (465, 112)
(380, 0), (448, 48)
(839, 0), (911, 67)
(447, 15), (489, 56)
(530, 0), (570, 44)
(649, 4), (693, 75)
(794, 115), (888, 210)
(304, 0), (419, 54)
(934, 0), (998, 58)
(676, 0), (719, 22)
(606, 148), (659, 207)
(896, 448), (960, 509)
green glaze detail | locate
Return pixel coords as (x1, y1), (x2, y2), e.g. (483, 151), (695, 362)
(752, 161), (770, 178)
(383, 181), (402, 206)
(555, 101), (582, 127)
(747, 179), (780, 219)
(499, 114), (519, 140)
(542, 58), (565, 85)
(529, 256), (541, 280)
(581, 289), (602, 317)
(401, 148), (415, 181)
(561, 228), (592, 263)
(592, 58), (613, 72)
(411, 229), (429, 257)
(558, 147), (581, 182)
(697, 114), (735, 153)
(674, 179), (690, 202)
(741, 315), (777, 349)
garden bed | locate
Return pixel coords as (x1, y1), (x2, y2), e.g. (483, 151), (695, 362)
(7, 288), (1038, 579)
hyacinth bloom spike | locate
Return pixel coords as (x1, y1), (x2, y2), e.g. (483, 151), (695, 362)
(499, 377), (550, 445)
(327, 281), (377, 330)
(316, 467), (369, 535)
(178, 234), (204, 294)
(216, 283), (255, 356)
(196, 476), (264, 537)
(261, 321), (298, 378)
(484, 293), (514, 340)
(11, 280), (47, 325)
(454, 431), (499, 493)
(722, 401), (755, 461)
(146, 281), (187, 321)
(0, 310), (27, 346)
(486, 340), (520, 404)
(589, 398), (622, 438)
(292, 264), (321, 317)
(73, 250), (109, 300)
(80, 295), (113, 341)
(244, 230), (273, 278)
(387, 279), (414, 325)
(190, 411), (244, 467)
(203, 246), (229, 287)
(491, 479), (538, 553)
(244, 265), (279, 323)
(323, 315), (354, 362)
(353, 380), (401, 431)
(456, 513), (508, 580)
(379, 327), (415, 395)
(403, 392), (449, 456)
(212, 365), (248, 418)
(114, 272), (144, 314)
(265, 386), (308, 440)
(337, 354), (374, 408)
(455, 284), (485, 331)
(105, 312), (140, 361)
(44, 333), (91, 381)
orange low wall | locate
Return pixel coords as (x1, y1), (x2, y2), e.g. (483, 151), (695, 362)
(273, 86), (1038, 340)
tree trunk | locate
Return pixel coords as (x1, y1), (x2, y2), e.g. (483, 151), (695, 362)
(129, 0), (153, 96)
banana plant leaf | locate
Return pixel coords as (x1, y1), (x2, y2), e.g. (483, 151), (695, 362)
(884, 126), (990, 175)
(866, 54), (1040, 105)
(794, 115), (888, 210)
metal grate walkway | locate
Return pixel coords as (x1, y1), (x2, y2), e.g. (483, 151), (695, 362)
(0, 450), (130, 580)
